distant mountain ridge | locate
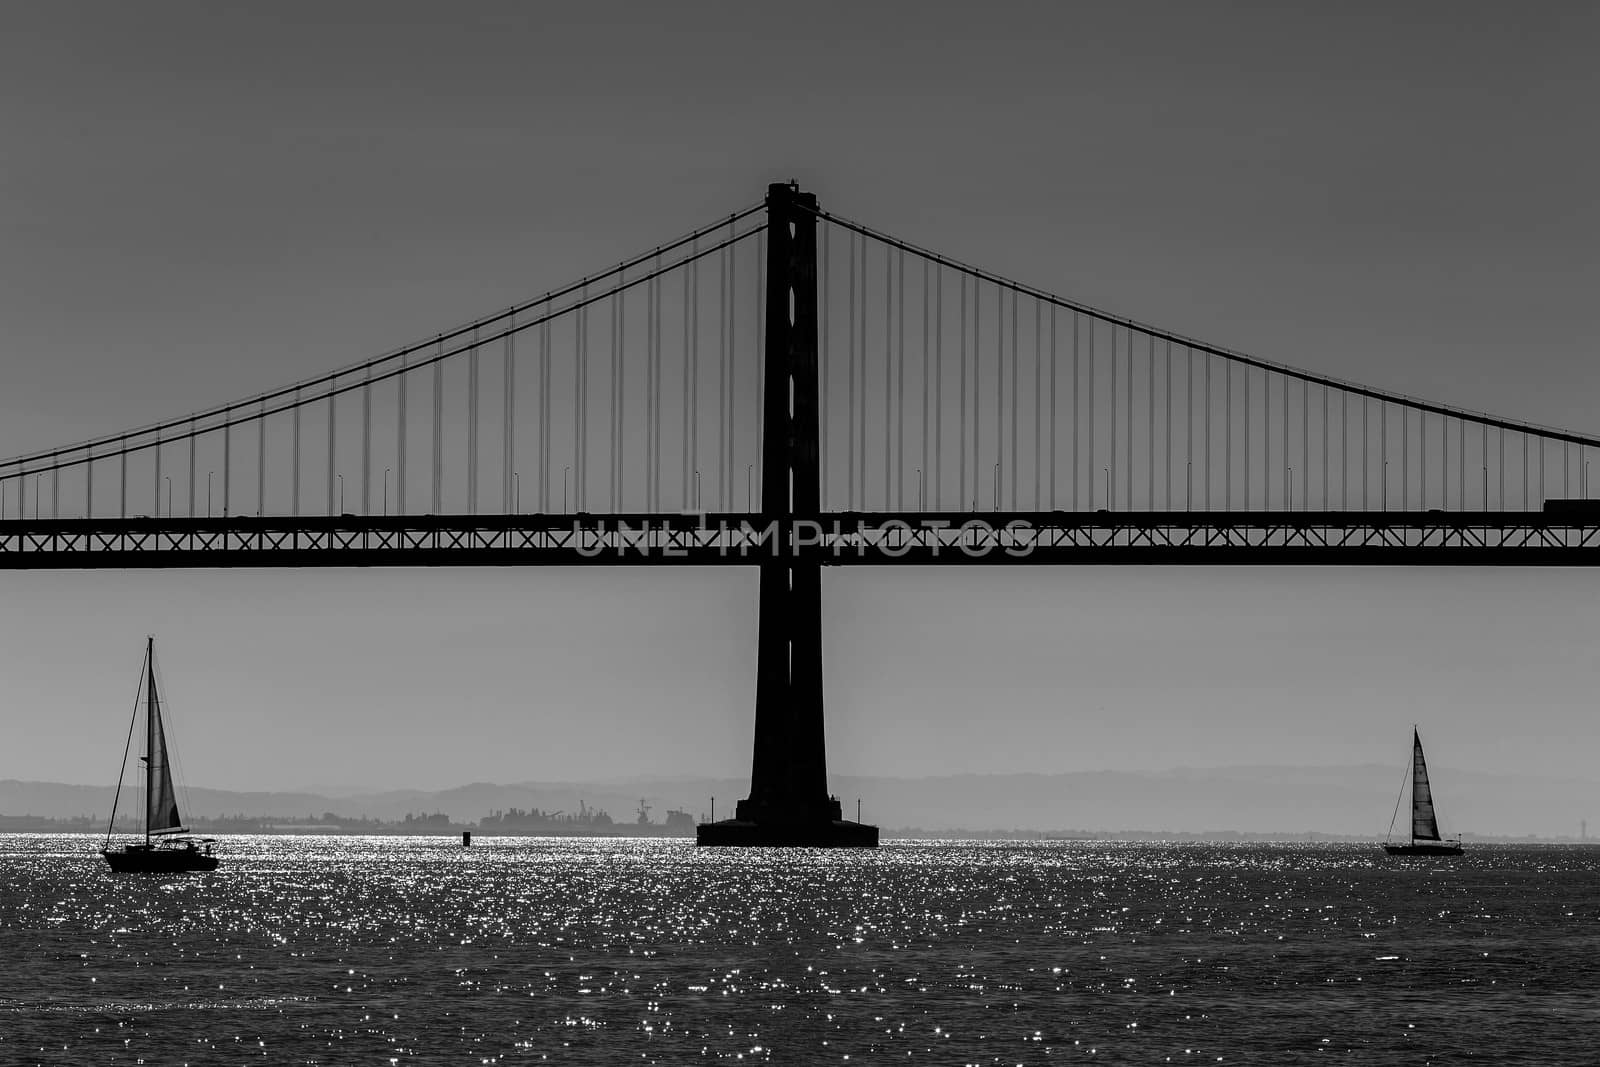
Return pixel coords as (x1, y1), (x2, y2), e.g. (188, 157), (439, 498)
(4, 765), (1595, 837)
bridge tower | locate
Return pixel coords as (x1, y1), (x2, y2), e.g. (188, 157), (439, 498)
(697, 184), (878, 847)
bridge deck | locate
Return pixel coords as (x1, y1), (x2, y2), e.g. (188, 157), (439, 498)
(2, 511), (1597, 567)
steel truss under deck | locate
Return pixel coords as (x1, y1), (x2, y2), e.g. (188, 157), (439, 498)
(2, 511), (1598, 567)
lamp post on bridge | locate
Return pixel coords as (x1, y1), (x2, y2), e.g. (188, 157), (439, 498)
(564, 466), (571, 514)
(513, 472), (521, 513)
(207, 471), (214, 517)
(383, 468), (391, 516)
(337, 474), (344, 514)
(164, 476), (172, 519)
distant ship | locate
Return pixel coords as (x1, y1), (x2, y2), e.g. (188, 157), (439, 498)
(101, 638), (218, 873)
(1383, 727), (1463, 857)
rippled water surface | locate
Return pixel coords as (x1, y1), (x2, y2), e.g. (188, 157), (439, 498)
(2, 836), (1597, 1064)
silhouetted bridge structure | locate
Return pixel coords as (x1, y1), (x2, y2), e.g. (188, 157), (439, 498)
(7, 183), (1599, 844)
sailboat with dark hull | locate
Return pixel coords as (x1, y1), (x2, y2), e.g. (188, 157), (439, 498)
(102, 638), (217, 873)
(1384, 727), (1463, 857)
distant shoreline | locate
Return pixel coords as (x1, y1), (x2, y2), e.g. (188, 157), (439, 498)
(3, 822), (1594, 846)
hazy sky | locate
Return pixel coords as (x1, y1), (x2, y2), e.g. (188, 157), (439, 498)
(2, 3), (1599, 794)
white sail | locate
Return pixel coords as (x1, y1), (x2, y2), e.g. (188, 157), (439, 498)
(1410, 729), (1441, 841)
(145, 648), (186, 836)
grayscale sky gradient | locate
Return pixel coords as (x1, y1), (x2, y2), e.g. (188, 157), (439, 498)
(2, 2), (1598, 794)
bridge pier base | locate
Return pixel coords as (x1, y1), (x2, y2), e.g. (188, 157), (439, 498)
(697, 562), (878, 848)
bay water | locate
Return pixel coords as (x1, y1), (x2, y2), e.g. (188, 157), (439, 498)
(2, 835), (1596, 1064)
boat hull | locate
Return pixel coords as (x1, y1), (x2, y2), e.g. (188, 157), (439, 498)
(1384, 842), (1463, 857)
(102, 846), (218, 873)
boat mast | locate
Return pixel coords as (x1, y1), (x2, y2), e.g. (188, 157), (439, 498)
(144, 636), (155, 849)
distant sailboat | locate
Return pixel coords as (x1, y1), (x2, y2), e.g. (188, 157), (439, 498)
(1383, 727), (1463, 857)
(102, 638), (218, 873)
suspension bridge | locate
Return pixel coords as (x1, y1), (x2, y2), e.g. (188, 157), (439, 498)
(5, 182), (1598, 845)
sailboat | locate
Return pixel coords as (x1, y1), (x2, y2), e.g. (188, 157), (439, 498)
(102, 638), (218, 873)
(1383, 727), (1463, 856)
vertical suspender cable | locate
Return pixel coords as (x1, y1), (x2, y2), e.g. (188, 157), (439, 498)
(1087, 318), (1096, 511)
(329, 372), (339, 516)
(1110, 324), (1117, 509)
(726, 220), (735, 512)
(858, 237), (867, 509)
(432, 338), (444, 514)
(258, 401), (267, 516)
(1049, 305), (1056, 510)
(188, 419), (196, 516)
(1321, 385), (1327, 509)
(691, 253), (699, 509)
(1402, 408), (1409, 508)
(1001, 286), (1009, 507)
(540, 317), (551, 512)
(922, 258), (930, 510)
(467, 327), (478, 515)
(583, 295), (592, 511)
(610, 282), (620, 511)
(718, 237), (728, 510)
(958, 273), (966, 511)
(1034, 300), (1042, 508)
(644, 269), (655, 510)
(1073, 314), (1081, 510)
(897, 245), (905, 510)
(291, 388), (300, 516)
(396, 351), (407, 515)
(1495, 424), (1502, 508)
(1009, 286), (1018, 508)
(683, 242), (693, 508)
(848, 232), (857, 509)
(1362, 397), (1369, 508)
(1125, 328), (1133, 510)
(1225, 360), (1233, 510)
(935, 265), (943, 508)
(619, 277), (627, 511)
(1421, 411), (1428, 509)
(819, 226), (828, 510)
(1147, 335), (1154, 510)
(889, 244), (902, 511)
(504, 311), (515, 513)
(755, 229), (764, 510)
(1202, 351), (1210, 510)
(654, 257), (664, 510)
(1340, 391), (1347, 509)
(974, 278), (982, 509)
(1164, 339), (1171, 509)
(363, 364), (372, 515)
